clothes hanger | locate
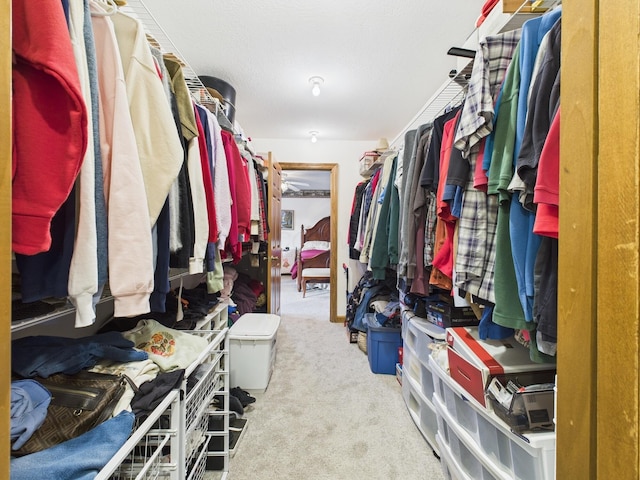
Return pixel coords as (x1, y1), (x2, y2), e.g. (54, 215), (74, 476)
(90, 0), (117, 16)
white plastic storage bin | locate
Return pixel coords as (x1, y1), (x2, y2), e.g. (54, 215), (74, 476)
(437, 430), (500, 480)
(403, 316), (445, 401)
(430, 356), (556, 480)
(229, 313), (281, 391)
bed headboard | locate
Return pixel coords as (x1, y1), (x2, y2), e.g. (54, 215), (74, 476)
(301, 216), (331, 244)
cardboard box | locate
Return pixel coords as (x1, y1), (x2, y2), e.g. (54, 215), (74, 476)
(358, 151), (380, 176)
(446, 326), (556, 407)
(425, 301), (479, 329)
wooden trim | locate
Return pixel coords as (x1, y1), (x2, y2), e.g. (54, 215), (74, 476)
(1, 0), (10, 476)
(561, 3), (640, 478)
(596, 1), (640, 478)
(329, 164), (338, 324)
(266, 153), (282, 316)
(558, 2), (599, 479)
(335, 315), (346, 325)
(279, 162), (339, 323)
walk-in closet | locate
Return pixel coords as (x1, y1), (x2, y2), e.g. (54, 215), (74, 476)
(4, 1), (640, 479)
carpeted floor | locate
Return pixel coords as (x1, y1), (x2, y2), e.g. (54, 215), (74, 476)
(212, 276), (444, 480)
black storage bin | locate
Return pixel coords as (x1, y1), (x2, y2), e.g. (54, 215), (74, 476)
(199, 75), (237, 124)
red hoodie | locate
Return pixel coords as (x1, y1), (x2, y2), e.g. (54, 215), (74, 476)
(12, 0), (88, 255)
(221, 130), (251, 262)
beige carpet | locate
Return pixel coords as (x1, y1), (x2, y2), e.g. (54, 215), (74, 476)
(218, 276), (444, 480)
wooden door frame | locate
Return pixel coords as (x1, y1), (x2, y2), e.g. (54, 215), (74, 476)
(559, 2), (640, 479)
(266, 154), (282, 315)
(279, 162), (338, 323)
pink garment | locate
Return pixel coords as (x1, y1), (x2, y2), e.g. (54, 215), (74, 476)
(92, 4), (154, 317)
(221, 130), (241, 262)
(474, 138), (488, 191)
(290, 249), (327, 279)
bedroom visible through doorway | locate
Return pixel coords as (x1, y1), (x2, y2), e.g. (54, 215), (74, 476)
(278, 163), (338, 322)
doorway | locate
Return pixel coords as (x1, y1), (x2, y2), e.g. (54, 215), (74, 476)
(278, 162), (338, 323)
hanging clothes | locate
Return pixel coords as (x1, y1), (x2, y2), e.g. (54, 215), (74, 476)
(111, 8), (184, 227)
(221, 130), (251, 262)
(396, 129), (417, 283)
(91, 0), (155, 319)
(204, 109), (232, 249)
(508, 13), (562, 329)
(67, 0), (99, 327)
(348, 180), (369, 260)
(486, 43), (529, 336)
(452, 28), (522, 309)
(370, 154), (398, 280)
(11, 0), (88, 256)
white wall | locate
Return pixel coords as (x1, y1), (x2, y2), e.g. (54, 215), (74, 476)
(281, 196), (330, 251)
(251, 138), (373, 316)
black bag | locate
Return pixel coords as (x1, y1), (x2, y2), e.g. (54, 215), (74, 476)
(12, 371), (127, 456)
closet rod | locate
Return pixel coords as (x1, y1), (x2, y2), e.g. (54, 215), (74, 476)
(122, 0), (235, 133)
(389, 72), (468, 149)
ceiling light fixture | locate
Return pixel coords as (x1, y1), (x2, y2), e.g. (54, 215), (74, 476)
(309, 131), (318, 143)
(309, 76), (324, 97)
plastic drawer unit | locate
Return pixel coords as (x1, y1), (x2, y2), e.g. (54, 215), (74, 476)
(403, 315), (445, 401)
(403, 314), (445, 366)
(229, 313), (281, 391)
(437, 431), (499, 480)
(430, 356), (556, 480)
(401, 347), (439, 456)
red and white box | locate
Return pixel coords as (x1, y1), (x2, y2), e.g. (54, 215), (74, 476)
(445, 326), (556, 407)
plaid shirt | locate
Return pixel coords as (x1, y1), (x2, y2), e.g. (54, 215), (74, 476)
(454, 30), (522, 158)
(455, 189), (499, 303)
(424, 190), (437, 267)
(454, 30), (521, 304)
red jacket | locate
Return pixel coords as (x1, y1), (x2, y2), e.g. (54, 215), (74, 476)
(12, 0), (88, 255)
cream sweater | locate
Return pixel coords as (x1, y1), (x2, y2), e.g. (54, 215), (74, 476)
(111, 10), (184, 227)
(67, 0), (98, 327)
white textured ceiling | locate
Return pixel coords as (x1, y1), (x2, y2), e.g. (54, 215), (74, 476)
(142, 0), (481, 142)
